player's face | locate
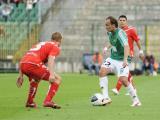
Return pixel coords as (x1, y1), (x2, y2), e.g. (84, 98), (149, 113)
(118, 17), (127, 28)
(105, 19), (115, 32)
(57, 40), (61, 47)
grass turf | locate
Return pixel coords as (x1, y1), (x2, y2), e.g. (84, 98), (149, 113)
(0, 73), (160, 120)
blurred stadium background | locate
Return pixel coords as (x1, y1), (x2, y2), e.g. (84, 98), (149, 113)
(0, 0), (160, 73)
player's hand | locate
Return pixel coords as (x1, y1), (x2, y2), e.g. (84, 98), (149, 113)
(16, 76), (23, 88)
(139, 50), (144, 60)
(103, 47), (108, 55)
(139, 50), (144, 56)
(122, 60), (128, 68)
(49, 75), (56, 83)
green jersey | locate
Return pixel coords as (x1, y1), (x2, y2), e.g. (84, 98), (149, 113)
(107, 28), (129, 61)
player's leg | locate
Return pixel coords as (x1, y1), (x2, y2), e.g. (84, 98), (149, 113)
(26, 64), (62, 109)
(117, 63), (141, 107)
(26, 78), (40, 108)
(121, 76), (141, 107)
(112, 78), (122, 95)
(125, 72), (137, 95)
(20, 63), (40, 108)
(112, 71), (136, 95)
(99, 58), (113, 105)
(43, 73), (61, 109)
(112, 61), (132, 95)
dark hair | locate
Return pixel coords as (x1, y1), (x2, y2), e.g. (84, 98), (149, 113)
(118, 15), (127, 20)
(106, 16), (118, 28)
(51, 32), (62, 42)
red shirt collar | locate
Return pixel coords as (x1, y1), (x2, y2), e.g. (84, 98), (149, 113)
(121, 25), (129, 30)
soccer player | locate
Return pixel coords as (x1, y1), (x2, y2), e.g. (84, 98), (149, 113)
(111, 15), (144, 95)
(99, 16), (141, 106)
(16, 32), (62, 109)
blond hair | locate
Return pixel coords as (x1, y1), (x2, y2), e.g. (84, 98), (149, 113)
(51, 32), (62, 42)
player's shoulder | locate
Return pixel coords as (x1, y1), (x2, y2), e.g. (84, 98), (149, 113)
(46, 41), (59, 47)
(128, 26), (137, 31)
(107, 32), (111, 35)
(118, 28), (124, 32)
(117, 28), (127, 40)
(118, 28), (126, 35)
(49, 42), (60, 51)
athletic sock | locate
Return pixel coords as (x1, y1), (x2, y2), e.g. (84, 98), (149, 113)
(44, 82), (59, 103)
(27, 79), (39, 103)
(126, 83), (139, 102)
(116, 79), (122, 91)
(99, 76), (109, 99)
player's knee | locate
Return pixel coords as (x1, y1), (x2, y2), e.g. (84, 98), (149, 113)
(120, 76), (128, 87)
(99, 67), (108, 77)
(55, 76), (62, 85)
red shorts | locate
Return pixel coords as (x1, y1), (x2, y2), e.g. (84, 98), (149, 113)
(20, 63), (50, 81)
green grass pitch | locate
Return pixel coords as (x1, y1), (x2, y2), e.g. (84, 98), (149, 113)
(0, 73), (160, 120)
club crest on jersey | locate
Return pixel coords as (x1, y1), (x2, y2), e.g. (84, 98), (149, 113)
(105, 61), (111, 67)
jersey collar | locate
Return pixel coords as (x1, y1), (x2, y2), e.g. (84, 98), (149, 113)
(121, 25), (129, 30)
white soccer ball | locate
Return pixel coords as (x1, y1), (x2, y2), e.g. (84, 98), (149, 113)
(90, 93), (104, 106)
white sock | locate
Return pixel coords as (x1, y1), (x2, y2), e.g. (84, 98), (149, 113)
(99, 77), (109, 99)
(126, 83), (139, 102)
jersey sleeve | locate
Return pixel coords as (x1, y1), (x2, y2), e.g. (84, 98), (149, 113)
(118, 30), (128, 46)
(131, 27), (140, 42)
(49, 46), (60, 57)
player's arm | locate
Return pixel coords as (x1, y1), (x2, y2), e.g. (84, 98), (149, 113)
(16, 64), (24, 88)
(123, 44), (129, 67)
(131, 28), (144, 57)
(48, 55), (56, 83)
(103, 32), (112, 54)
(136, 40), (141, 50)
(118, 30), (129, 67)
(103, 42), (112, 55)
(48, 46), (60, 83)
(136, 40), (144, 56)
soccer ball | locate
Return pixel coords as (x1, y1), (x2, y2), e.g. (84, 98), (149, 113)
(90, 93), (104, 106)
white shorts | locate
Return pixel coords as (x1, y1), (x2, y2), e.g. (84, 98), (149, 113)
(101, 58), (129, 77)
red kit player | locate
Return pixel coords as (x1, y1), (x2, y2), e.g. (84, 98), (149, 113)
(111, 15), (144, 95)
(16, 32), (62, 109)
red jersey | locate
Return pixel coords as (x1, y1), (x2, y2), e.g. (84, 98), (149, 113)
(21, 41), (60, 65)
(122, 26), (140, 57)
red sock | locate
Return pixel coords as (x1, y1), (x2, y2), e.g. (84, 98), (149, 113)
(27, 79), (39, 103)
(128, 72), (135, 89)
(128, 72), (132, 82)
(116, 79), (122, 91)
(44, 82), (59, 103)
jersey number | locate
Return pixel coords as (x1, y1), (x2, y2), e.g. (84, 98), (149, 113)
(30, 42), (45, 51)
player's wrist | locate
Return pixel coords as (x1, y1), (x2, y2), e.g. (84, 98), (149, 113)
(139, 49), (144, 55)
(49, 74), (56, 83)
(103, 47), (108, 51)
(103, 47), (108, 54)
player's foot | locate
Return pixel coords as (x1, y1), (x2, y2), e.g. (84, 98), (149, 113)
(102, 98), (112, 105)
(26, 102), (37, 108)
(43, 101), (61, 109)
(112, 88), (119, 95)
(131, 101), (142, 107)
